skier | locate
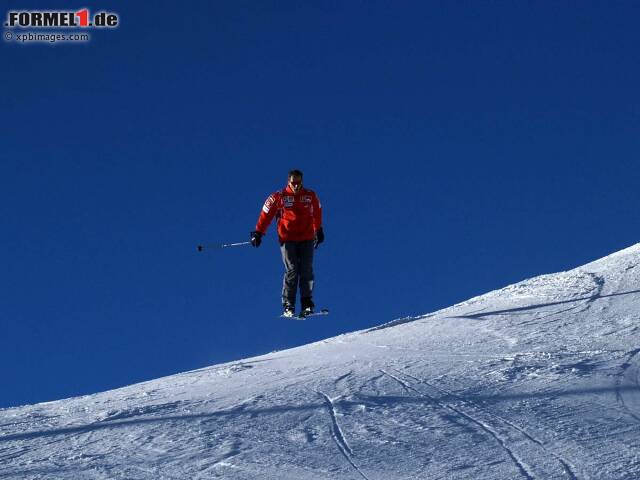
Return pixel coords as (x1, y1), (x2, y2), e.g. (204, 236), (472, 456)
(250, 170), (325, 317)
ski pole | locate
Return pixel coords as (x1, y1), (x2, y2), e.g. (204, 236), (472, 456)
(197, 241), (252, 252)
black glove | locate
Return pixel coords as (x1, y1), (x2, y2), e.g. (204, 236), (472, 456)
(250, 231), (263, 248)
(314, 227), (325, 249)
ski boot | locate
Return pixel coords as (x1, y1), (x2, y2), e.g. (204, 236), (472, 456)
(300, 297), (315, 317)
(283, 304), (296, 318)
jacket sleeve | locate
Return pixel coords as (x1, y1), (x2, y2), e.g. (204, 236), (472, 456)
(312, 192), (322, 232)
(255, 192), (280, 235)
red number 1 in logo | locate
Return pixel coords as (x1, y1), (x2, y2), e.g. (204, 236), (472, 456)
(76, 9), (89, 27)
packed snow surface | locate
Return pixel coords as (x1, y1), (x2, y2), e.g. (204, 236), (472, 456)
(2, 244), (640, 479)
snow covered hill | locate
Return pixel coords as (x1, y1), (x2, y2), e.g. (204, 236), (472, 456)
(2, 244), (640, 479)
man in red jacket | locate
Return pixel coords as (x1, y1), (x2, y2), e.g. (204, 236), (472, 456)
(251, 170), (325, 317)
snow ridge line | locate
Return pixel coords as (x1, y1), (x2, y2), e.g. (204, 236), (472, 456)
(364, 313), (435, 333)
(316, 390), (370, 480)
(395, 370), (579, 480)
(380, 370), (536, 480)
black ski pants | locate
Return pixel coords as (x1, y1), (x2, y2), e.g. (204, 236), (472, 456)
(280, 240), (314, 307)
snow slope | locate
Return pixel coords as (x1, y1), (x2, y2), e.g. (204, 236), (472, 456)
(2, 244), (640, 479)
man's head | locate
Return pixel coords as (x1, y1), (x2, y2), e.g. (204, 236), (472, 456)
(288, 169), (303, 193)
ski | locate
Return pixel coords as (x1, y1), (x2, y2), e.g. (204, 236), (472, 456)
(280, 308), (329, 321)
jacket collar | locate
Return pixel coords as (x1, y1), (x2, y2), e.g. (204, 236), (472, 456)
(284, 185), (305, 195)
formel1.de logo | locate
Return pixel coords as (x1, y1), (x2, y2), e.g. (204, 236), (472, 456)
(5, 9), (119, 28)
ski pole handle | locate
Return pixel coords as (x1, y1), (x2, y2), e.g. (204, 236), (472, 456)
(197, 241), (252, 252)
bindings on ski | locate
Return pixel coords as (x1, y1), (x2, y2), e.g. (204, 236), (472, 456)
(300, 307), (313, 317)
(300, 297), (314, 317)
(280, 307), (329, 321)
(282, 304), (296, 318)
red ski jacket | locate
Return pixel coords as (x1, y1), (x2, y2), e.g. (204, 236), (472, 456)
(255, 185), (322, 243)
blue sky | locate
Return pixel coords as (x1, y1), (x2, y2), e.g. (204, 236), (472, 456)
(2, 1), (639, 408)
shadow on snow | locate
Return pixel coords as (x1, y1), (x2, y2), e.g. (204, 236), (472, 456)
(1, 384), (639, 447)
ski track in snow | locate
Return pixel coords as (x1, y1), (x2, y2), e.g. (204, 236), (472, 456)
(409, 370), (579, 480)
(378, 369), (536, 480)
(316, 390), (370, 480)
(615, 348), (640, 423)
(382, 368), (580, 480)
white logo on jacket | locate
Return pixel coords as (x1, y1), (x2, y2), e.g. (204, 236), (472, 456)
(283, 195), (294, 207)
(263, 195), (275, 214)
